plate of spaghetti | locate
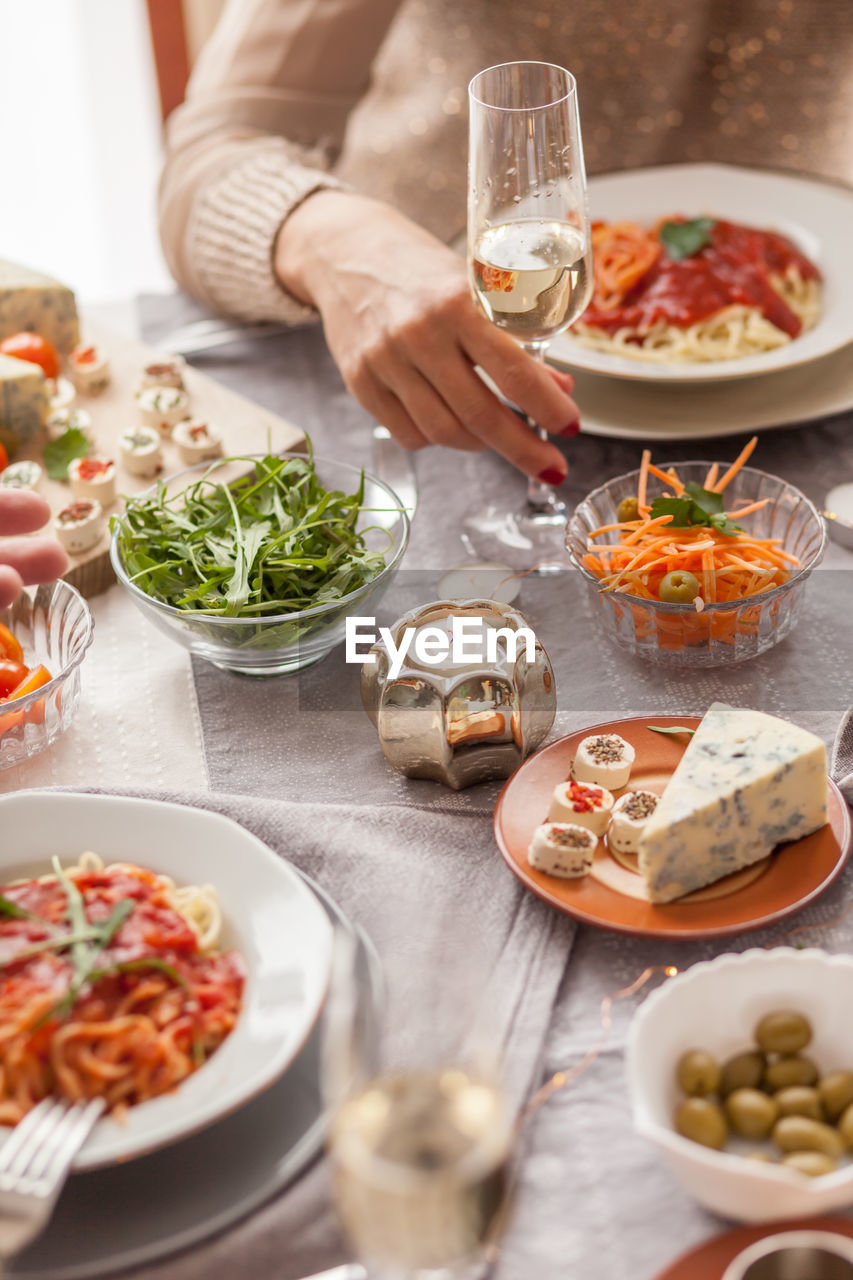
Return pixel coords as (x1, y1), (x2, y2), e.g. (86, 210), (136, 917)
(550, 163), (853, 382)
(0, 792), (333, 1170)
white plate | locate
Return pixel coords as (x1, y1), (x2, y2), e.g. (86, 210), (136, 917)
(551, 163), (853, 383)
(0, 792), (334, 1170)
(559, 341), (853, 440)
(9, 870), (381, 1280)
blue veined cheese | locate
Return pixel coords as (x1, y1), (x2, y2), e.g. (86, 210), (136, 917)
(638, 703), (828, 903)
(0, 259), (79, 353)
(0, 353), (49, 451)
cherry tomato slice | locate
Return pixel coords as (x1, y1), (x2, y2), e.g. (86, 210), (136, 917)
(0, 660), (28, 697)
(0, 624), (24, 664)
(0, 665), (52, 736)
(0, 443), (7, 473)
(0, 332), (60, 380)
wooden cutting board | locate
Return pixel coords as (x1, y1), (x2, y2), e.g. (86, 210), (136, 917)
(16, 319), (306, 598)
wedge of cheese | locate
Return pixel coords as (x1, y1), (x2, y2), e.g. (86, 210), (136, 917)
(638, 703), (828, 903)
(0, 259), (79, 354)
(0, 353), (49, 452)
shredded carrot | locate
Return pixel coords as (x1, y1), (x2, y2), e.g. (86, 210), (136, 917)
(713, 436), (758, 493)
(583, 444), (801, 621)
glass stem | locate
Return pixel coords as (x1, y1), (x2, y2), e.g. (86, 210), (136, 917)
(521, 341), (560, 514)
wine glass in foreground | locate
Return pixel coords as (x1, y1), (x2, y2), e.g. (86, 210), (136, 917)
(324, 932), (512, 1278)
(467, 61), (593, 571)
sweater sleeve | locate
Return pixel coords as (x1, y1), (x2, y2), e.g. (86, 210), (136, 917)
(158, 0), (403, 323)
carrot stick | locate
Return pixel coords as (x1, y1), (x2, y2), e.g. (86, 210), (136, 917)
(713, 436), (758, 493)
(637, 449), (651, 510)
(704, 463), (719, 489)
(647, 463), (684, 493)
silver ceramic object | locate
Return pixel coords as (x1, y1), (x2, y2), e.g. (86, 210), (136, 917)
(721, 1230), (853, 1280)
(360, 598), (556, 789)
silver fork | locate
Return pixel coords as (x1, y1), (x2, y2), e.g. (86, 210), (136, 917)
(0, 1098), (104, 1267)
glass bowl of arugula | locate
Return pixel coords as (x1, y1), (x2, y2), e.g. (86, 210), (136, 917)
(110, 451), (410, 675)
(566, 459), (826, 666)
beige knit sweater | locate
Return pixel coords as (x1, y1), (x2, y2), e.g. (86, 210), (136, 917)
(159, 0), (853, 324)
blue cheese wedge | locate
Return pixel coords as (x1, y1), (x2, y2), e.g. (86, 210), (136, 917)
(638, 703), (828, 903)
(0, 352), (49, 450)
(528, 823), (597, 878)
(0, 259), (79, 353)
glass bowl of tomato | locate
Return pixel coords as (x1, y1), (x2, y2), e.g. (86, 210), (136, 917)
(0, 579), (94, 768)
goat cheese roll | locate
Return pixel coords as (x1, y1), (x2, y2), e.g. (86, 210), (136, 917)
(48, 376), (76, 414)
(54, 500), (104, 553)
(46, 407), (93, 442)
(137, 386), (190, 436)
(0, 460), (42, 492)
(68, 456), (117, 506)
(528, 823), (597, 879)
(118, 426), (163, 477)
(69, 343), (110, 394)
(173, 419), (224, 464)
(548, 779), (614, 837)
(608, 790), (660, 856)
(571, 733), (635, 790)
(137, 355), (186, 391)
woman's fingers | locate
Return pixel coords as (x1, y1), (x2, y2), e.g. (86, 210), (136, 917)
(0, 491), (52, 536)
(460, 314), (581, 437)
(0, 536), (69, 592)
(0, 566), (24, 610)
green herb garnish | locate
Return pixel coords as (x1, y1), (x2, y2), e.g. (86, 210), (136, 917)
(0, 893), (38, 920)
(36, 899), (135, 1026)
(647, 725), (697, 737)
(649, 482), (744, 538)
(112, 448), (392, 625)
(43, 426), (90, 481)
(659, 217), (716, 261)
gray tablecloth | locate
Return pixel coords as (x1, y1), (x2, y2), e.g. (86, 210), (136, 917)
(138, 293), (853, 1280)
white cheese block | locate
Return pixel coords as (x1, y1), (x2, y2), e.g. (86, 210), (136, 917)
(609, 789), (660, 856)
(638, 703), (829, 903)
(548, 780), (614, 836)
(571, 733), (635, 789)
(0, 353), (49, 450)
(0, 259), (79, 354)
(528, 823), (597, 878)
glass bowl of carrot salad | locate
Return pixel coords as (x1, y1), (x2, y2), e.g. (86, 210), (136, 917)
(0, 579), (94, 767)
(566, 438), (826, 666)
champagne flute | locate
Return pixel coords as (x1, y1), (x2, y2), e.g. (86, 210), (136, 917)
(323, 931), (512, 1279)
(466, 61), (592, 572)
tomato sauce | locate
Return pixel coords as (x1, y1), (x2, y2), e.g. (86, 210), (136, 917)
(583, 220), (821, 339)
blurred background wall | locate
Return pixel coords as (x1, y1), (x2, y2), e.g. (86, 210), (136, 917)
(0, 0), (225, 307)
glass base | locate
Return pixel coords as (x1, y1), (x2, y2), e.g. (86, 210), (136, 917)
(207, 652), (326, 676)
(462, 498), (572, 574)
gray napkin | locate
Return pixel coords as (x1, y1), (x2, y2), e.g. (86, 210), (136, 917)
(44, 787), (573, 1280)
(832, 706), (853, 804)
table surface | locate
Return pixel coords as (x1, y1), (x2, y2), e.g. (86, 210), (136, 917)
(4, 292), (853, 1280)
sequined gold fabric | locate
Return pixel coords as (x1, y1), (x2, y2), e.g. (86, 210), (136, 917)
(338, 0), (853, 241)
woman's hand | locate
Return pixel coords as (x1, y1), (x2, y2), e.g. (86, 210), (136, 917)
(0, 490), (69, 608)
(276, 192), (580, 484)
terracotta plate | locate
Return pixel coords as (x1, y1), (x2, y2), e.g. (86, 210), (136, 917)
(653, 1216), (853, 1280)
(493, 715), (851, 940)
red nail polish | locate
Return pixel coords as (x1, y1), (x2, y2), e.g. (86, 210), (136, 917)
(538, 467), (567, 486)
(561, 420), (581, 438)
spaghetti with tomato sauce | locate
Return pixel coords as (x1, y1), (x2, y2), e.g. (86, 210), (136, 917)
(0, 857), (244, 1125)
(575, 217), (822, 362)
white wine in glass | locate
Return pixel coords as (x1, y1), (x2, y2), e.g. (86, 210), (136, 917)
(467, 61), (593, 571)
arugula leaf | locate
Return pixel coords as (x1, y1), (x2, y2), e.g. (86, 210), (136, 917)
(0, 893), (38, 920)
(659, 217), (716, 261)
(43, 427), (90, 481)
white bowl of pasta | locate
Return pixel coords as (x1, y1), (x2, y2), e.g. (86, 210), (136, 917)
(0, 791), (333, 1170)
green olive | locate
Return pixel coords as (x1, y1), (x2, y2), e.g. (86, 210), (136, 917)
(774, 1086), (824, 1121)
(782, 1151), (837, 1177)
(658, 570), (701, 605)
(764, 1055), (819, 1091)
(818, 1071), (853, 1121)
(677, 1049), (722, 1097)
(755, 1011), (813, 1055)
(725, 1088), (778, 1139)
(616, 496), (640, 524)
(721, 1051), (766, 1096)
(837, 1101), (853, 1150)
(772, 1115), (844, 1158)
(675, 1097), (727, 1150)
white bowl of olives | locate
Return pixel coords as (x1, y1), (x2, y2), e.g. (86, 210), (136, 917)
(627, 948), (853, 1223)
